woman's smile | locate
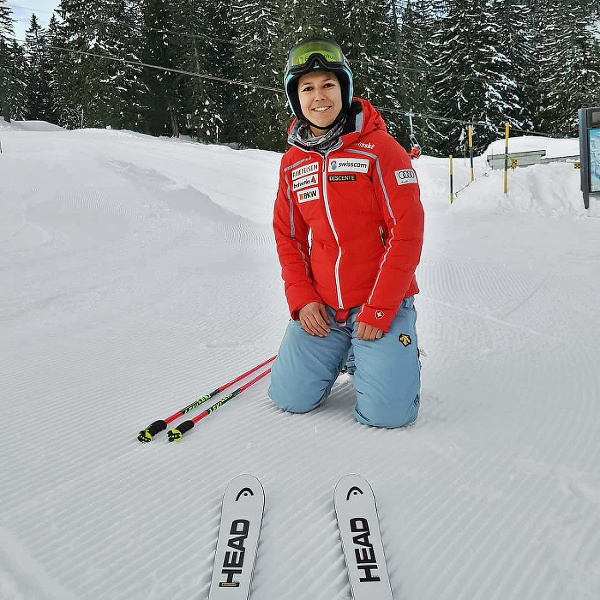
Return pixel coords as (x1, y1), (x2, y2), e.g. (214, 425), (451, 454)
(298, 71), (343, 134)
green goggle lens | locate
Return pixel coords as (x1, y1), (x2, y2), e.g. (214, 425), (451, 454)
(288, 41), (344, 68)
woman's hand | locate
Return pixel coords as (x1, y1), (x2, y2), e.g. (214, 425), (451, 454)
(299, 302), (330, 337)
(356, 322), (383, 341)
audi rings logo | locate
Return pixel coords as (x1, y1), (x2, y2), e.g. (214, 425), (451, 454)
(394, 169), (418, 186)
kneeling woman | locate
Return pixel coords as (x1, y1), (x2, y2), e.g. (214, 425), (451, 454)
(269, 38), (424, 427)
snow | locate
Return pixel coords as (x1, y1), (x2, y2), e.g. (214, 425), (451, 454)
(486, 134), (580, 159)
(2, 120), (64, 132)
(1, 120), (599, 599)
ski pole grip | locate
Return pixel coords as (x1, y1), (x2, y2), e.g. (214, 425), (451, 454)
(137, 420), (167, 443)
(167, 420), (195, 442)
(147, 420), (168, 436)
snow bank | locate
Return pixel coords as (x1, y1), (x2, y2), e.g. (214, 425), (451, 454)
(0, 120), (64, 132)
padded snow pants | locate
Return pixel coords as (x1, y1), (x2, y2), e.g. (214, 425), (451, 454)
(268, 297), (420, 428)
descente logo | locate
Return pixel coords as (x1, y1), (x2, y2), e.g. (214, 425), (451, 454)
(328, 174), (356, 183)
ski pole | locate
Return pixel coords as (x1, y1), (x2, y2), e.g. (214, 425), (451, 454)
(167, 367), (271, 442)
(137, 355), (276, 443)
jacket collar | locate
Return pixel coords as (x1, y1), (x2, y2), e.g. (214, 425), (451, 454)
(287, 98), (385, 153)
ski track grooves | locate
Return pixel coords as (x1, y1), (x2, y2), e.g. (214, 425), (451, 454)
(2, 129), (599, 599)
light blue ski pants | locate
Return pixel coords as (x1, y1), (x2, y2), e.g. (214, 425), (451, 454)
(268, 297), (420, 428)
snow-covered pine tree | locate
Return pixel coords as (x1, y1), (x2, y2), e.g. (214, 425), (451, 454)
(55, 1), (99, 127)
(23, 14), (56, 122)
(536, 0), (600, 136)
(46, 11), (80, 127)
(6, 39), (27, 120)
(334, 0), (404, 140)
(398, 0), (447, 152)
(89, 0), (144, 129)
(492, 0), (536, 134)
(0, 0), (12, 45)
(115, 1), (147, 132)
(229, 0), (286, 150)
(0, 0), (15, 120)
(175, 0), (233, 143)
(53, 0), (143, 129)
(139, 0), (198, 137)
(427, 0), (521, 156)
(285, 0), (338, 41)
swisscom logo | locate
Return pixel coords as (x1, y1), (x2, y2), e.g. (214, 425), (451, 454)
(328, 158), (369, 173)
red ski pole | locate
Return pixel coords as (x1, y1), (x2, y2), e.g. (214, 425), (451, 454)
(137, 355), (275, 443)
(167, 367), (272, 442)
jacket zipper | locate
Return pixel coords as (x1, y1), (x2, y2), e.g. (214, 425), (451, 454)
(294, 143), (345, 310)
(321, 150), (344, 310)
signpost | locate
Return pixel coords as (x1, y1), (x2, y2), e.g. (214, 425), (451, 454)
(578, 107), (600, 209)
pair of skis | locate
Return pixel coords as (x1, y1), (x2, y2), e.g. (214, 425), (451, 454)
(209, 473), (393, 599)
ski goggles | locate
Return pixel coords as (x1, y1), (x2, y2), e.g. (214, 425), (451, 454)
(286, 39), (346, 73)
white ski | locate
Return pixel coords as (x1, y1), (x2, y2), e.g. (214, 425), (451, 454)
(333, 473), (393, 600)
(208, 474), (264, 600)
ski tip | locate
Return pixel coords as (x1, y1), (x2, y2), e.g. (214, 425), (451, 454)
(335, 473), (368, 487)
(226, 473), (263, 489)
(223, 474), (265, 502)
(334, 473), (374, 502)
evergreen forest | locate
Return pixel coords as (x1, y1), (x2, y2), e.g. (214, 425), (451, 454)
(1, 0), (600, 156)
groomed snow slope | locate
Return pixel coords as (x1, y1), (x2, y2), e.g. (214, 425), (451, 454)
(1, 122), (599, 600)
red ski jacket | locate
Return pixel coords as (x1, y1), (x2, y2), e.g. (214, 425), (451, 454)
(273, 98), (424, 332)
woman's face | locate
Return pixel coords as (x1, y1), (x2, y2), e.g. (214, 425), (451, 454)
(297, 71), (342, 132)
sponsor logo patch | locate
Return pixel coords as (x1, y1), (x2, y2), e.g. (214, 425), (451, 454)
(328, 174), (356, 183)
(297, 187), (320, 203)
(399, 334), (412, 347)
(375, 310), (385, 319)
(328, 158), (370, 173)
(292, 161), (319, 180)
(357, 142), (375, 149)
(394, 169), (418, 185)
(293, 174), (318, 191)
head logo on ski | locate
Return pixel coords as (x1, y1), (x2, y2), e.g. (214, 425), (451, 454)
(334, 474), (393, 599)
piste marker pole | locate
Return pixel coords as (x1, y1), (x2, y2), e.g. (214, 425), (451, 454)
(137, 355), (276, 443)
(167, 368), (271, 442)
